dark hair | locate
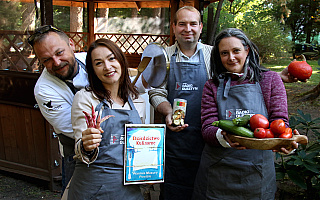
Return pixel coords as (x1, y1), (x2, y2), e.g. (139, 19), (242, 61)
(85, 38), (139, 104)
(27, 25), (69, 47)
(210, 28), (269, 82)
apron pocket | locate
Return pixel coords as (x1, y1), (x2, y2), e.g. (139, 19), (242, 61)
(89, 185), (109, 200)
(206, 157), (263, 199)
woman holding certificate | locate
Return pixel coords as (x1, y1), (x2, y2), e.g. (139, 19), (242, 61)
(67, 38), (145, 199)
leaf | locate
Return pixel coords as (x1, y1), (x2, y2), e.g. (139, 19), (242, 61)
(312, 117), (320, 123)
(294, 159), (303, 165)
(305, 152), (319, 160)
(303, 163), (320, 174)
(297, 150), (307, 158)
(289, 116), (300, 128)
(276, 171), (286, 180)
(296, 116), (307, 124)
(297, 109), (311, 122)
(306, 143), (320, 152)
(287, 170), (307, 189)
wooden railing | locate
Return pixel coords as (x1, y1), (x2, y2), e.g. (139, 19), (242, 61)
(0, 30), (170, 73)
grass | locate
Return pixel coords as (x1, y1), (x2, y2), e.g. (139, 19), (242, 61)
(264, 58), (320, 118)
(263, 59), (320, 89)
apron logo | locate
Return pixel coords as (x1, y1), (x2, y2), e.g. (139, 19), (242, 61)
(226, 109), (234, 119)
(44, 100), (62, 111)
(181, 83), (198, 91)
(110, 134), (125, 145)
(228, 110), (232, 118)
(235, 109), (252, 118)
(226, 109), (252, 119)
(112, 136), (117, 143)
(175, 82), (181, 90)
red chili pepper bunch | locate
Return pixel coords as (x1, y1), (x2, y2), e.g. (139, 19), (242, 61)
(82, 105), (114, 129)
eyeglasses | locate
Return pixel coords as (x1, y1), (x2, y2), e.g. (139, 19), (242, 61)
(27, 25), (62, 46)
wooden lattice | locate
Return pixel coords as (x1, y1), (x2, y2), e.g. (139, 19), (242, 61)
(95, 33), (170, 53)
(67, 32), (89, 52)
(0, 30), (169, 73)
(0, 30), (38, 72)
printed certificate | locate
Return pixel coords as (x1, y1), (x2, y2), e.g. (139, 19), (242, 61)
(124, 124), (165, 185)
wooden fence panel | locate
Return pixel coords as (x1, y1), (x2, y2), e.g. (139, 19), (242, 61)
(0, 71), (62, 190)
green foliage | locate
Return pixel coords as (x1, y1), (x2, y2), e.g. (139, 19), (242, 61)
(284, 0), (320, 44)
(236, 1), (292, 62)
(53, 6), (70, 32)
(202, 0), (292, 61)
(275, 109), (320, 199)
(0, 1), (23, 30)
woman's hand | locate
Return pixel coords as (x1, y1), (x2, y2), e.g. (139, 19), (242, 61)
(222, 131), (246, 150)
(81, 128), (102, 152)
(273, 129), (300, 154)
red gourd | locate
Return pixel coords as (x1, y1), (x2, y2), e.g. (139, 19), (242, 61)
(288, 55), (312, 81)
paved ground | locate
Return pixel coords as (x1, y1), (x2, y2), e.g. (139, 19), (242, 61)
(0, 170), (160, 200)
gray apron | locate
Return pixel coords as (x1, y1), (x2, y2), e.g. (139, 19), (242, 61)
(192, 74), (276, 200)
(162, 48), (207, 200)
(68, 97), (143, 200)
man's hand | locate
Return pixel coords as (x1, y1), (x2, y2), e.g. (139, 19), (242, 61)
(279, 60), (308, 83)
(165, 113), (189, 132)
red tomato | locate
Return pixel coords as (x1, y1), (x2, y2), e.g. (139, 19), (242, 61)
(254, 128), (266, 139)
(265, 129), (275, 138)
(250, 114), (269, 131)
(279, 128), (293, 139)
(270, 119), (286, 136)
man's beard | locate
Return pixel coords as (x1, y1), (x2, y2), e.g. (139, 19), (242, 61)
(54, 60), (75, 81)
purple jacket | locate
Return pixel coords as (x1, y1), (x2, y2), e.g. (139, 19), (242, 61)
(201, 70), (289, 146)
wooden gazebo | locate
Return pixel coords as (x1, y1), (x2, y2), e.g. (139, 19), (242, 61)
(0, 0), (217, 191)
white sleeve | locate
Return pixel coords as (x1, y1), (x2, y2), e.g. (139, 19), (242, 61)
(34, 82), (74, 137)
(216, 129), (231, 148)
(72, 90), (99, 164)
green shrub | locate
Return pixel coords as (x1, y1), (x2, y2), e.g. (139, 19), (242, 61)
(275, 109), (320, 200)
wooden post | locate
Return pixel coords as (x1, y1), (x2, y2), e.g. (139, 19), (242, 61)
(88, 2), (95, 46)
(169, 0), (180, 45)
(40, 0), (53, 26)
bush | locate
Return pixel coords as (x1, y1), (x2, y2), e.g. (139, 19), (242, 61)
(275, 109), (320, 200)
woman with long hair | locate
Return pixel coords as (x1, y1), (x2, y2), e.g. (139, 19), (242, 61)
(192, 28), (298, 199)
(67, 38), (145, 199)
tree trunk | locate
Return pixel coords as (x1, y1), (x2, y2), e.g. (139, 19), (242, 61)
(153, 8), (161, 18)
(22, 3), (36, 31)
(160, 8), (166, 34)
(207, 4), (213, 44)
(70, 6), (83, 32)
(131, 8), (138, 18)
(298, 81), (320, 102)
(97, 8), (109, 32)
(70, 6), (83, 52)
(208, 0), (224, 45)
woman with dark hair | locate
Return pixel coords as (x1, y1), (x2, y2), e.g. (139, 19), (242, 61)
(67, 38), (145, 199)
(192, 28), (299, 199)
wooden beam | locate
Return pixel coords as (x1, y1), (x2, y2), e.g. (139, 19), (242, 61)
(40, 0), (54, 26)
(88, 1), (95, 45)
(134, 1), (142, 11)
(169, 0), (179, 45)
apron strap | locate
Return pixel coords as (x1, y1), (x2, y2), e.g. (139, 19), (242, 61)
(223, 76), (232, 98)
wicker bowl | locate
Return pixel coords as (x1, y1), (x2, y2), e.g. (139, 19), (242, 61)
(227, 134), (308, 151)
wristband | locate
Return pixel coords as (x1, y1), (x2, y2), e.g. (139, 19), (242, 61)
(80, 140), (95, 157)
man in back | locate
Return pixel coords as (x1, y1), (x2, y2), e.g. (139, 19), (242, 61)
(28, 25), (88, 194)
(148, 6), (212, 200)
